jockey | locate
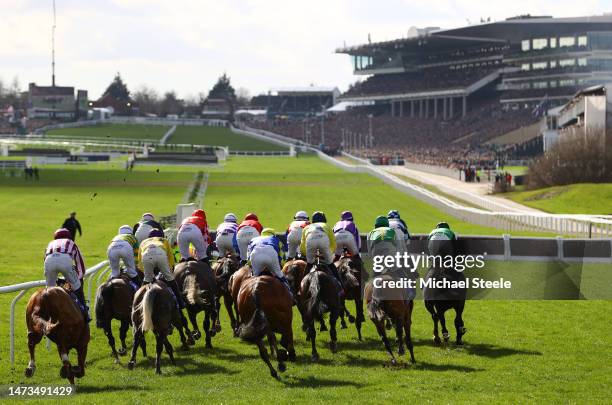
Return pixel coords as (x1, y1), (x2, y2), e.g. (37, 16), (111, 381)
(177, 209), (211, 263)
(247, 228), (291, 295)
(285, 211), (310, 260)
(133, 213), (164, 244)
(44, 228), (89, 321)
(215, 212), (239, 257)
(368, 216), (415, 300)
(427, 222), (457, 257)
(107, 225), (141, 288)
(332, 211), (361, 259)
(300, 211), (343, 289)
(236, 213), (263, 265)
(387, 210), (410, 245)
(139, 229), (185, 309)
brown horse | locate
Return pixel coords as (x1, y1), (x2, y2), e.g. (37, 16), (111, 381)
(128, 281), (192, 374)
(212, 254), (240, 333)
(174, 260), (218, 348)
(228, 264), (252, 335)
(237, 275), (295, 379)
(299, 263), (342, 361)
(25, 287), (90, 384)
(95, 275), (146, 362)
(364, 276), (416, 365)
(335, 253), (367, 340)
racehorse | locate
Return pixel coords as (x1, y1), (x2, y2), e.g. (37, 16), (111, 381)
(423, 265), (467, 345)
(128, 281), (192, 374)
(228, 263), (252, 335)
(95, 275), (146, 362)
(299, 260), (342, 361)
(174, 260), (218, 348)
(335, 252), (367, 340)
(364, 275), (416, 365)
(211, 254), (240, 334)
(25, 287), (90, 384)
(282, 258), (307, 315)
(237, 275), (295, 380)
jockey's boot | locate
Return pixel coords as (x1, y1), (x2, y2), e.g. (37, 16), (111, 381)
(305, 262), (314, 273)
(73, 287), (91, 323)
(239, 259), (248, 267)
(167, 279), (186, 310)
(328, 263), (345, 297)
(129, 275), (142, 289)
(276, 276), (294, 302)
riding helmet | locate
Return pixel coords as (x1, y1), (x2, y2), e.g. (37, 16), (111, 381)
(312, 211), (327, 223)
(436, 222), (450, 229)
(224, 213), (237, 223)
(341, 211), (353, 221)
(374, 216), (389, 228)
(193, 209), (206, 219)
(54, 228), (72, 240)
(261, 228), (275, 237)
(387, 210), (400, 219)
(118, 225), (133, 235)
(142, 212), (155, 221)
(244, 213), (259, 221)
(294, 211), (309, 221)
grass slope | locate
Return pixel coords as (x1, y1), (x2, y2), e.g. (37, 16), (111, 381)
(47, 124), (168, 141)
(168, 125), (287, 151)
(505, 183), (612, 215)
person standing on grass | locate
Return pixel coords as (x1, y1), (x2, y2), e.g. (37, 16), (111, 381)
(62, 212), (82, 241)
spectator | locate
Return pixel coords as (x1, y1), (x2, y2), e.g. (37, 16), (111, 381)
(62, 212), (82, 241)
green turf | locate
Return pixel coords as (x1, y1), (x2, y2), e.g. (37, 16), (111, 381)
(168, 126), (287, 151)
(505, 183), (612, 215)
(0, 157), (610, 403)
(46, 124), (168, 141)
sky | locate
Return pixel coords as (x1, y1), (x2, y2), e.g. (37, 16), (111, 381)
(0, 0), (609, 100)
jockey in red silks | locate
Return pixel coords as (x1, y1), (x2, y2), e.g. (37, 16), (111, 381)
(44, 228), (90, 321)
(177, 209), (211, 263)
(236, 213), (263, 264)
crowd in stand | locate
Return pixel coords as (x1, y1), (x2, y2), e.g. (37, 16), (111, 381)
(345, 66), (498, 97)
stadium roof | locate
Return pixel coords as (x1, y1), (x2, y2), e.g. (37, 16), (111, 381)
(336, 14), (612, 55)
(271, 86), (340, 95)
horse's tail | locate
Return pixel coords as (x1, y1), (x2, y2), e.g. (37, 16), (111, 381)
(305, 274), (327, 321)
(31, 312), (59, 336)
(94, 283), (113, 328)
(139, 285), (159, 332)
(184, 273), (205, 306)
(343, 269), (359, 289)
(368, 298), (386, 323)
(239, 282), (269, 343)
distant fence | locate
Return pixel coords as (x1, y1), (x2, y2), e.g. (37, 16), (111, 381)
(35, 117), (228, 134)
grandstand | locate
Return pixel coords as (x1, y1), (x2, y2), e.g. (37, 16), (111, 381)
(250, 87), (340, 118)
(245, 14), (612, 168)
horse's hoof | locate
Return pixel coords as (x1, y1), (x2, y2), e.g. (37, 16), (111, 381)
(456, 340), (464, 346)
(433, 336), (441, 346)
(114, 357), (121, 364)
(398, 347), (405, 356)
(156, 369), (162, 375)
(340, 322), (347, 329)
(181, 344), (190, 351)
(311, 353), (319, 362)
(24, 367), (35, 378)
(288, 350), (296, 362)
(319, 324), (328, 332)
(192, 330), (201, 340)
(390, 358), (397, 366)
(233, 329), (239, 338)
(443, 332), (450, 342)
(301, 323), (307, 332)
(278, 363), (287, 373)
(210, 330), (217, 338)
(59, 366), (68, 379)
(348, 315), (356, 323)
(214, 324), (222, 333)
(72, 366), (84, 378)
(205, 341), (213, 349)
(330, 341), (337, 353)
(186, 337), (196, 346)
(271, 370), (280, 380)
(117, 347), (127, 356)
(127, 361), (135, 370)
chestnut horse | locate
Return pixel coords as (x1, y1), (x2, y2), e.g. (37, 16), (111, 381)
(128, 281), (192, 374)
(228, 264), (252, 335)
(95, 275), (146, 362)
(237, 275), (295, 379)
(364, 276), (415, 365)
(174, 260), (218, 348)
(212, 255), (240, 333)
(335, 253), (367, 340)
(25, 287), (90, 384)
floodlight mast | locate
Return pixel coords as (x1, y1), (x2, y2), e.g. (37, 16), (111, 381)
(51, 0), (56, 87)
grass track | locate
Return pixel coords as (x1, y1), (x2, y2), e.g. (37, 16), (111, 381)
(505, 183), (612, 215)
(169, 126), (287, 151)
(47, 124), (168, 141)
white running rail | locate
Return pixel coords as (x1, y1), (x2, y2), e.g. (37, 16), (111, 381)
(0, 260), (109, 365)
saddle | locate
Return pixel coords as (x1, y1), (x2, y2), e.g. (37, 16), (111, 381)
(153, 275), (180, 309)
(56, 279), (88, 317)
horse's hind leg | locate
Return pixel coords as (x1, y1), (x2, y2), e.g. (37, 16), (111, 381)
(355, 298), (364, 341)
(454, 301), (467, 345)
(214, 296), (222, 332)
(155, 334), (164, 375)
(256, 339), (279, 380)
(404, 304), (416, 363)
(426, 301), (441, 345)
(24, 331), (42, 378)
(268, 332), (286, 373)
(174, 314), (191, 351)
(187, 307), (201, 340)
(179, 310), (195, 345)
(307, 322), (319, 362)
(74, 341), (88, 378)
(203, 309), (213, 349)
(139, 333), (147, 357)
(267, 332), (276, 359)
(128, 330), (143, 370)
(374, 321), (397, 365)
(395, 319), (405, 356)
(224, 292), (237, 332)
(57, 345), (74, 384)
(280, 326), (296, 362)
(118, 319), (129, 356)
(329, 308), (339, 354)
(103, 321), (119, 362)
(439, 309), (450, 343)
(163, 337), (176, 365)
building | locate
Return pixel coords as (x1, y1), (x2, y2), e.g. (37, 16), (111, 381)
(201, 98), (232, 120)
(251, 86), (340, 118)
(26, 83), (87, 120)
(91, 94), (138, 116)
(337, 14), (612, 117)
